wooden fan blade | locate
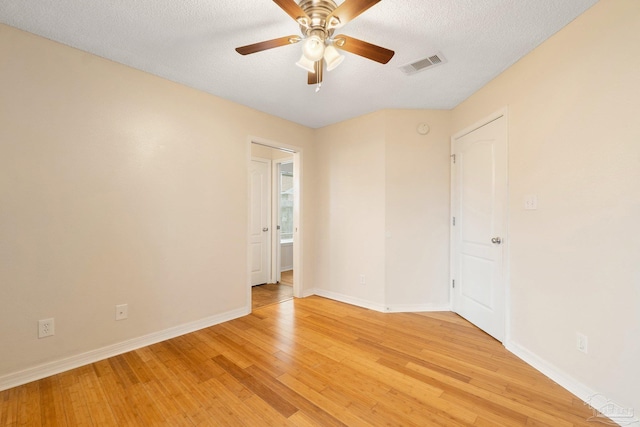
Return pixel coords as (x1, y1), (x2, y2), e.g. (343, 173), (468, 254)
(327, 0), (381, 27)
(334, 34), (394, 64)
(307, 61), (324, 85)
(235, 35), (300, 55)
(273, 0), (310, 24)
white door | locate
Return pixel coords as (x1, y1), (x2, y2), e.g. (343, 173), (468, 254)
(451, 113), (507, 341)
(250, 158), (271, 286)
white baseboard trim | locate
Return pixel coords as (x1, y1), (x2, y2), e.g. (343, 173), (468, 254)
(301, 288), (317, 298)
(302, 289), (451, 314)
(506, 340), (595, 401)
(385, 303), (451, 313)
(311, 289), (387, 312)
(0, 306), (250, 392)
(506, 341), (636, 427)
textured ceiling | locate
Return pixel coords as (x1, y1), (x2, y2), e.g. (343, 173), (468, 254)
(0, 0), (598, 128)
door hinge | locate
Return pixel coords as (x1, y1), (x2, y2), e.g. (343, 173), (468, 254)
(452, 217), (456, 226)
(451, 154), (456, 164)
(452, 279), (455, 288)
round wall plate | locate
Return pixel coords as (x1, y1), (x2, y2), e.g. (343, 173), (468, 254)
(417, 123), (430, 135)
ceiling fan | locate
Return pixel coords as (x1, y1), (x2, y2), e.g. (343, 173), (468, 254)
(235, 0), (394, 89)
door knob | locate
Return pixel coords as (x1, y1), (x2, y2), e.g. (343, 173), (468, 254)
(262, 227), (269, 232)
(491, 237), (502, 244)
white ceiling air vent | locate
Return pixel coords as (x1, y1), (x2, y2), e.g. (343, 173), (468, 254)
(400, 52), (447, 76)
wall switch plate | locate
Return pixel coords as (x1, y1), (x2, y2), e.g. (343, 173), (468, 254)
(577, 333), (588, 354)
(38, 318), (55, 338)
(115, 304), (128, 321)
(524, 195), (538, 210)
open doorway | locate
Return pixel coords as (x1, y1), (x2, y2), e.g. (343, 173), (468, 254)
(249, 140), (302, 310)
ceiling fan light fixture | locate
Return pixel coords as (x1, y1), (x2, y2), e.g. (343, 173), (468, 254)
(296, 54), (316, 73)
(324, 45), (344, 71)
(302, 35), (325, 61)
(236, 0), (395, 88)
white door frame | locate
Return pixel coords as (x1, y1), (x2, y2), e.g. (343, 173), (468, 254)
(450, 107), (510, 343)
(248, 137), (304, 304)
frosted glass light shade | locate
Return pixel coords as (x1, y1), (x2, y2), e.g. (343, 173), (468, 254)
(296, 54), (316, 73)
(324, 45), (344, 71)
(302, 35), (325, 61)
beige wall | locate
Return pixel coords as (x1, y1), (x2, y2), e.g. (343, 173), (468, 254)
(312, 109), (452, 310)
(452, 0), (640, 412)
(313, 112), (388, 308)
(0, 24), (313, 379)
(384, 110), (451, 310)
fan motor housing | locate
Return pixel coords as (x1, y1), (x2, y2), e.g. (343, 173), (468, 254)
(298, 0), (338, 38)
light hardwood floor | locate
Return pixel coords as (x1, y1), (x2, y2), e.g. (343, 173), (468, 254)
(280, 270), (293, 286)
(251, 270), (294, 310)
(0, 296), (604, 426)
(252, 283), (294, 310)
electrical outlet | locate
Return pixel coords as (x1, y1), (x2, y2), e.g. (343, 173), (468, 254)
(577, 333), (588, 354)
(38, 318), (55, 338)
(115, 304), (128, 321)
(359, 275), (366, 285)
(524, 195), (538, 210)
